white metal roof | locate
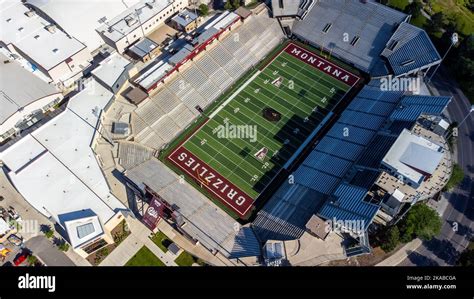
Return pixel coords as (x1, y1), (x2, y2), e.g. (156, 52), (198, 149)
(382, 129), (443, 184)
(0, 78), (124, 227)
(91, 52), (131, 89)
(26, 0), (140, 51)
(0, 53), (60, 125)
(0, 1), (87, 70)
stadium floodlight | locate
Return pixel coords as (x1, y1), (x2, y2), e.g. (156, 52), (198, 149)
(445, 104), (474, 141)
(427, 32), (458, 83)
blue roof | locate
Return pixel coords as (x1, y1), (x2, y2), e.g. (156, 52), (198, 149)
(382, 22), (441, 76)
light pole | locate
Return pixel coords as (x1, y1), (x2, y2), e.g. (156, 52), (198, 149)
(445, 104), (474, 141)
(427, 32), (458, 83)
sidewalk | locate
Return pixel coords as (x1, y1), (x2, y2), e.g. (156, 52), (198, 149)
(376, 239), (422, 266)
(100, 216), (177, 266)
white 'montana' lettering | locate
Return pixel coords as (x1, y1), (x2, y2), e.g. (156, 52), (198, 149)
(288, 45), (355, 84)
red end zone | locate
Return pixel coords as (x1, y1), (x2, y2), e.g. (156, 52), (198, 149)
(168, 146), (254, 217)
(284, 43), (360, 87)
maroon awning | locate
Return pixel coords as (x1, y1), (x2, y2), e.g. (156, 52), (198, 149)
(142, 198), (163, 230)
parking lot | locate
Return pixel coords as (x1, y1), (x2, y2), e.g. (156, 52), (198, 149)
(0, 169), (79, 266)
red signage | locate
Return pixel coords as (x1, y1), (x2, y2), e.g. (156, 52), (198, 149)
(284, 43), (360, 86)
(142, 198), (163, 230)
(168, 146), (254, 217)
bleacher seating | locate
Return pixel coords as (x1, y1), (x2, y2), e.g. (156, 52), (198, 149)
(133, 12), (285, 150)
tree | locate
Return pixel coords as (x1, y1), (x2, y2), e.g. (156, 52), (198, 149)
(232, 0), (240, 9)
(405, 1), (422, 19)
(399, 204), (442, 242)
(58, 240), (70, 252)
(457, 247), (474, 266)
(381, 226), (400, 252)
(198, 3), (209, 16)
(27, 255), (38, 266)
(44, 226), (54, 239)
(224, 0), (233, 10)
(426, 12), (446, 34)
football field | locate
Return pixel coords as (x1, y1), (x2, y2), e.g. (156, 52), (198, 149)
(168, 42), (360, 218)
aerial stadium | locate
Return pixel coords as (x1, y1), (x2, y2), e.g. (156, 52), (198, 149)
(164, 42), (361, 218)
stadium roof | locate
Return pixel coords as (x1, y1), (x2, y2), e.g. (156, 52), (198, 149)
(0, 1), (87, 70)
(291, 0), (408, 74)
(381, 22), (441, 76)
(382, 129), (443, 184)
(25, 0), (140, 51)
(0, 54), (60, 125)
(91, 52), (132, 89)
(0, 79), (124, 227)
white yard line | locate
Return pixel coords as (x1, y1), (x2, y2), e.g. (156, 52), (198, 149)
(209, 70), (262, 119)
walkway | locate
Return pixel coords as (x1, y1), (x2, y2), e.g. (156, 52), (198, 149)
(100, 216), (177, 266)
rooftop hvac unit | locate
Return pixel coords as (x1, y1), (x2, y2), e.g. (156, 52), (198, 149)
(25, 10), (36, 17)
(45, 24), (57, 33)
(125, 15), (138, 27)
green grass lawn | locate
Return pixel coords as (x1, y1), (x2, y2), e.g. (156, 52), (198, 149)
(150, 231), (171, 253)
(387, 0), (409, 11)
(428, 0), (474, 35)
(174, 251), (196, 266)
(125, 246), (166, 266)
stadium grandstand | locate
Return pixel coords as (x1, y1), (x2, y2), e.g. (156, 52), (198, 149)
(276, 0), (441, 78)
(252, 80), (451, 256)
(131, 12), (284, 151)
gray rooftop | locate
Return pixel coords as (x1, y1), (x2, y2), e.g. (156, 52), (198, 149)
(128, 38), (159, 58)
(171, 9), (198, 27)
(291, 0), (408, 74)
(0, 55), (59, 125)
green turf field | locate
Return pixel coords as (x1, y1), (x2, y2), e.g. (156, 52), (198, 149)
(171, 45), (353, 201)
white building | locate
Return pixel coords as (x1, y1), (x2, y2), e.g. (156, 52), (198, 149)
(0, 53), (63, 144)
(97, 0), (188, 53)
(0, 0), (92, 86)
(0, 79), (127, 258)
(25, 0), (141, 52)
(91, 52), (136, 94)
(381, 129), (444, 188)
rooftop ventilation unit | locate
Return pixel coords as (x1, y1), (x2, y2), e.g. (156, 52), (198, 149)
(322, 23), (332, 33)
(45, 24), (57, 33)
(125, 15), (138, 27)
(25, 10), (36, 17)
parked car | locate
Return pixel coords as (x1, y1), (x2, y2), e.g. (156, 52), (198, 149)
(13, 252), (30, 266)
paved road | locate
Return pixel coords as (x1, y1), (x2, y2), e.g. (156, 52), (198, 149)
(400, 68), (473, 266)
(25, 236), (75, 266)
